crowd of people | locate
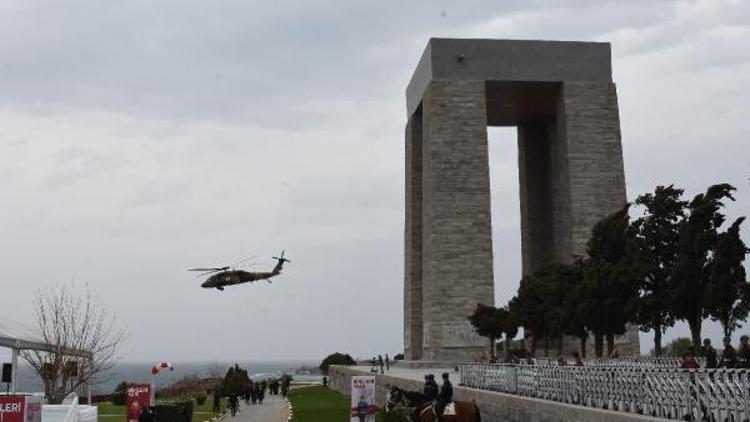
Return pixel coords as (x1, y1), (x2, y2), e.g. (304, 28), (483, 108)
(369, 354), (390, 374)
(212, 376), (291, 416)
(476, 334), (750, 369)
(680, 335), (750, 369)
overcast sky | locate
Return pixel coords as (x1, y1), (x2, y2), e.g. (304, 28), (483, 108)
(1, 0), (748, 363)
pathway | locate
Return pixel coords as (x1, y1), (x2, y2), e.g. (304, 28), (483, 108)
(225, 394), (289, 422)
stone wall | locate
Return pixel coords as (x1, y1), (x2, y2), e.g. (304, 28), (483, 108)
(329, 365), (668, 422)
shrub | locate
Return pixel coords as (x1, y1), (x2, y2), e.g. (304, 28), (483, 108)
(393, 354), (404, 360)
(662, 337), (694, 357)
(194, 392), (206, 406)
(319, 353), (356, 375)
(112, 382), (128, 406)
(154, 401), (193, 422)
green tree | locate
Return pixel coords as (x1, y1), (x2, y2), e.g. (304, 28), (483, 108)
(672, 184), (737, 349)
(705, 217), (750, 336)
(583, 205), (641, 357)
(511, 262), (585, 357)
(662, 337), (694, 357)
(557, 259), (590, 357)
(632, 185), (687, 355)
(468, 303), (502, 355)
(222, 364), (250, 395)
(512, 272), (548, 356)
(319, 352), (356, 375)
(112, 381), (128, 405)
(468, 304), (518, 358)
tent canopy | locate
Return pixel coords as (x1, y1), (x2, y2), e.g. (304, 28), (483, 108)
(0, 316), (92, 357)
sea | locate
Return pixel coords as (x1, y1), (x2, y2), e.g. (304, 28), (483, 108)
(10, 360), (322, 395)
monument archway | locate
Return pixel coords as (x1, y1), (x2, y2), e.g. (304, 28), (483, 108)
(404, 38), (639, 361)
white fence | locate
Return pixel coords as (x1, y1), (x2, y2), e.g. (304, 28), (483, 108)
(42, 395), (97, 422)
(522, 356), (705, 368)
(459, 363), (750, 421)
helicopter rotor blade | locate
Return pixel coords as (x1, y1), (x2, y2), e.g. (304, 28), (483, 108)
(230, 255), (256, 269)
(188, 266), (230, 272)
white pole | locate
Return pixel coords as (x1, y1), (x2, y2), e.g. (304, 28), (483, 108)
(87, 357), (93, 405)
(11, 348), (18, 394)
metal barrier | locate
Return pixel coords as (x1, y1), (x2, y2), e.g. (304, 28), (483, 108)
(459, 363), (750, 421)
(526, 356), (704, 368)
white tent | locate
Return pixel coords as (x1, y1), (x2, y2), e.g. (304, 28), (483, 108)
(0, 316), (92, 402)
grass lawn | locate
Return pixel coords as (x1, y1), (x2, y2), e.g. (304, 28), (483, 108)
(95, 398), (224, 422)
(288, 386), (351, 422)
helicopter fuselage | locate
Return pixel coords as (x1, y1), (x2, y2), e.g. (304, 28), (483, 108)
(201, 270), (280, 289)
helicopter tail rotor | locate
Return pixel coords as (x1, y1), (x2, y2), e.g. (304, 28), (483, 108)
(272, 250), (291, 264)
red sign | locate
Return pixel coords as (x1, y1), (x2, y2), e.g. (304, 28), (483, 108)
(126, 384), (153, 422)
(0, 395), (41, 422)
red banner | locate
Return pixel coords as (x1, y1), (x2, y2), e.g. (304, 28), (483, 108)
(0, 395), (41, 422)
(126, 384), (152, 422)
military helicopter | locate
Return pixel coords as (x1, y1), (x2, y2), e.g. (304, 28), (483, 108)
(190, 251), (291, 291)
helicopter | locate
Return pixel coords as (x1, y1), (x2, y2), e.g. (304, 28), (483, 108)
(189, 251), (291, 291)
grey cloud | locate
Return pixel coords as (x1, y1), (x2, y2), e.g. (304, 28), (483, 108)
(1, 0), (749, 361)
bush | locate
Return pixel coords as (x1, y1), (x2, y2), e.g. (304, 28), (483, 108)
(194, 392), (206, 406)
(662, 337), (694, 357)
(393, 354), (404, 360)
(319, 353), (356, 375)
(154, 401), (193, 422)
(112, 382), (128, 406)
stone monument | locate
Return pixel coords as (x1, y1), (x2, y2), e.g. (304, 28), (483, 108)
(404, 38), (640, 361)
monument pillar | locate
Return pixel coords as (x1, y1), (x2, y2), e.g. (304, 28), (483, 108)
(420, 80), (495, 361)
(404, 111), (424, 360)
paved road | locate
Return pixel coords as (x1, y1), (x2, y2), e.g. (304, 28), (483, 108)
(226, 395), (289, 422)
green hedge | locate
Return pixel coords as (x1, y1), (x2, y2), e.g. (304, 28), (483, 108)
(112, 393), (127, 406)
(154, 401), (193, 422)
(319, 352), (356, 375)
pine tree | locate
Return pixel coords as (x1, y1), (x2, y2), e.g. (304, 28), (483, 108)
(632, 185), (687, 355)
(705, 217), (750, 336)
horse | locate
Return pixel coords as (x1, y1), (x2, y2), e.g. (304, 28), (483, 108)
(385, 386), (481, 422)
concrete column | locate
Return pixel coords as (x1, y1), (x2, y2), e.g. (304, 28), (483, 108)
(517, 116), (557, 275)
(421, 80), (495, 361)
(11, 347), (18, 394)
(556, 81), (640, 355)
(404, 109), (424, 360)
(557, 81), (627, 257)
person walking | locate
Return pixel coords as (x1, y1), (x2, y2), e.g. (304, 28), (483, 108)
(557, 353), (567, 366)
(703, 338), (718, 368)
(378, 355), (385, 374)
(385, 354), (390, 371)
(572, 351), (583, 367)
(228, 395), (239, 417)
(212, 388), (221, 414)
(680, 349), (699, 369)
(257, 383), (265, 404)
(720, 336), (738, 368)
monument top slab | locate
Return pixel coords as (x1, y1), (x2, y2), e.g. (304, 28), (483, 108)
(406, 38), (612, 116)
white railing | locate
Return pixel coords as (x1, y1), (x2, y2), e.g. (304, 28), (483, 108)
(42, 394), (97, 422)
(523, 356), (704, 368)
(459, 363), (750, 421)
